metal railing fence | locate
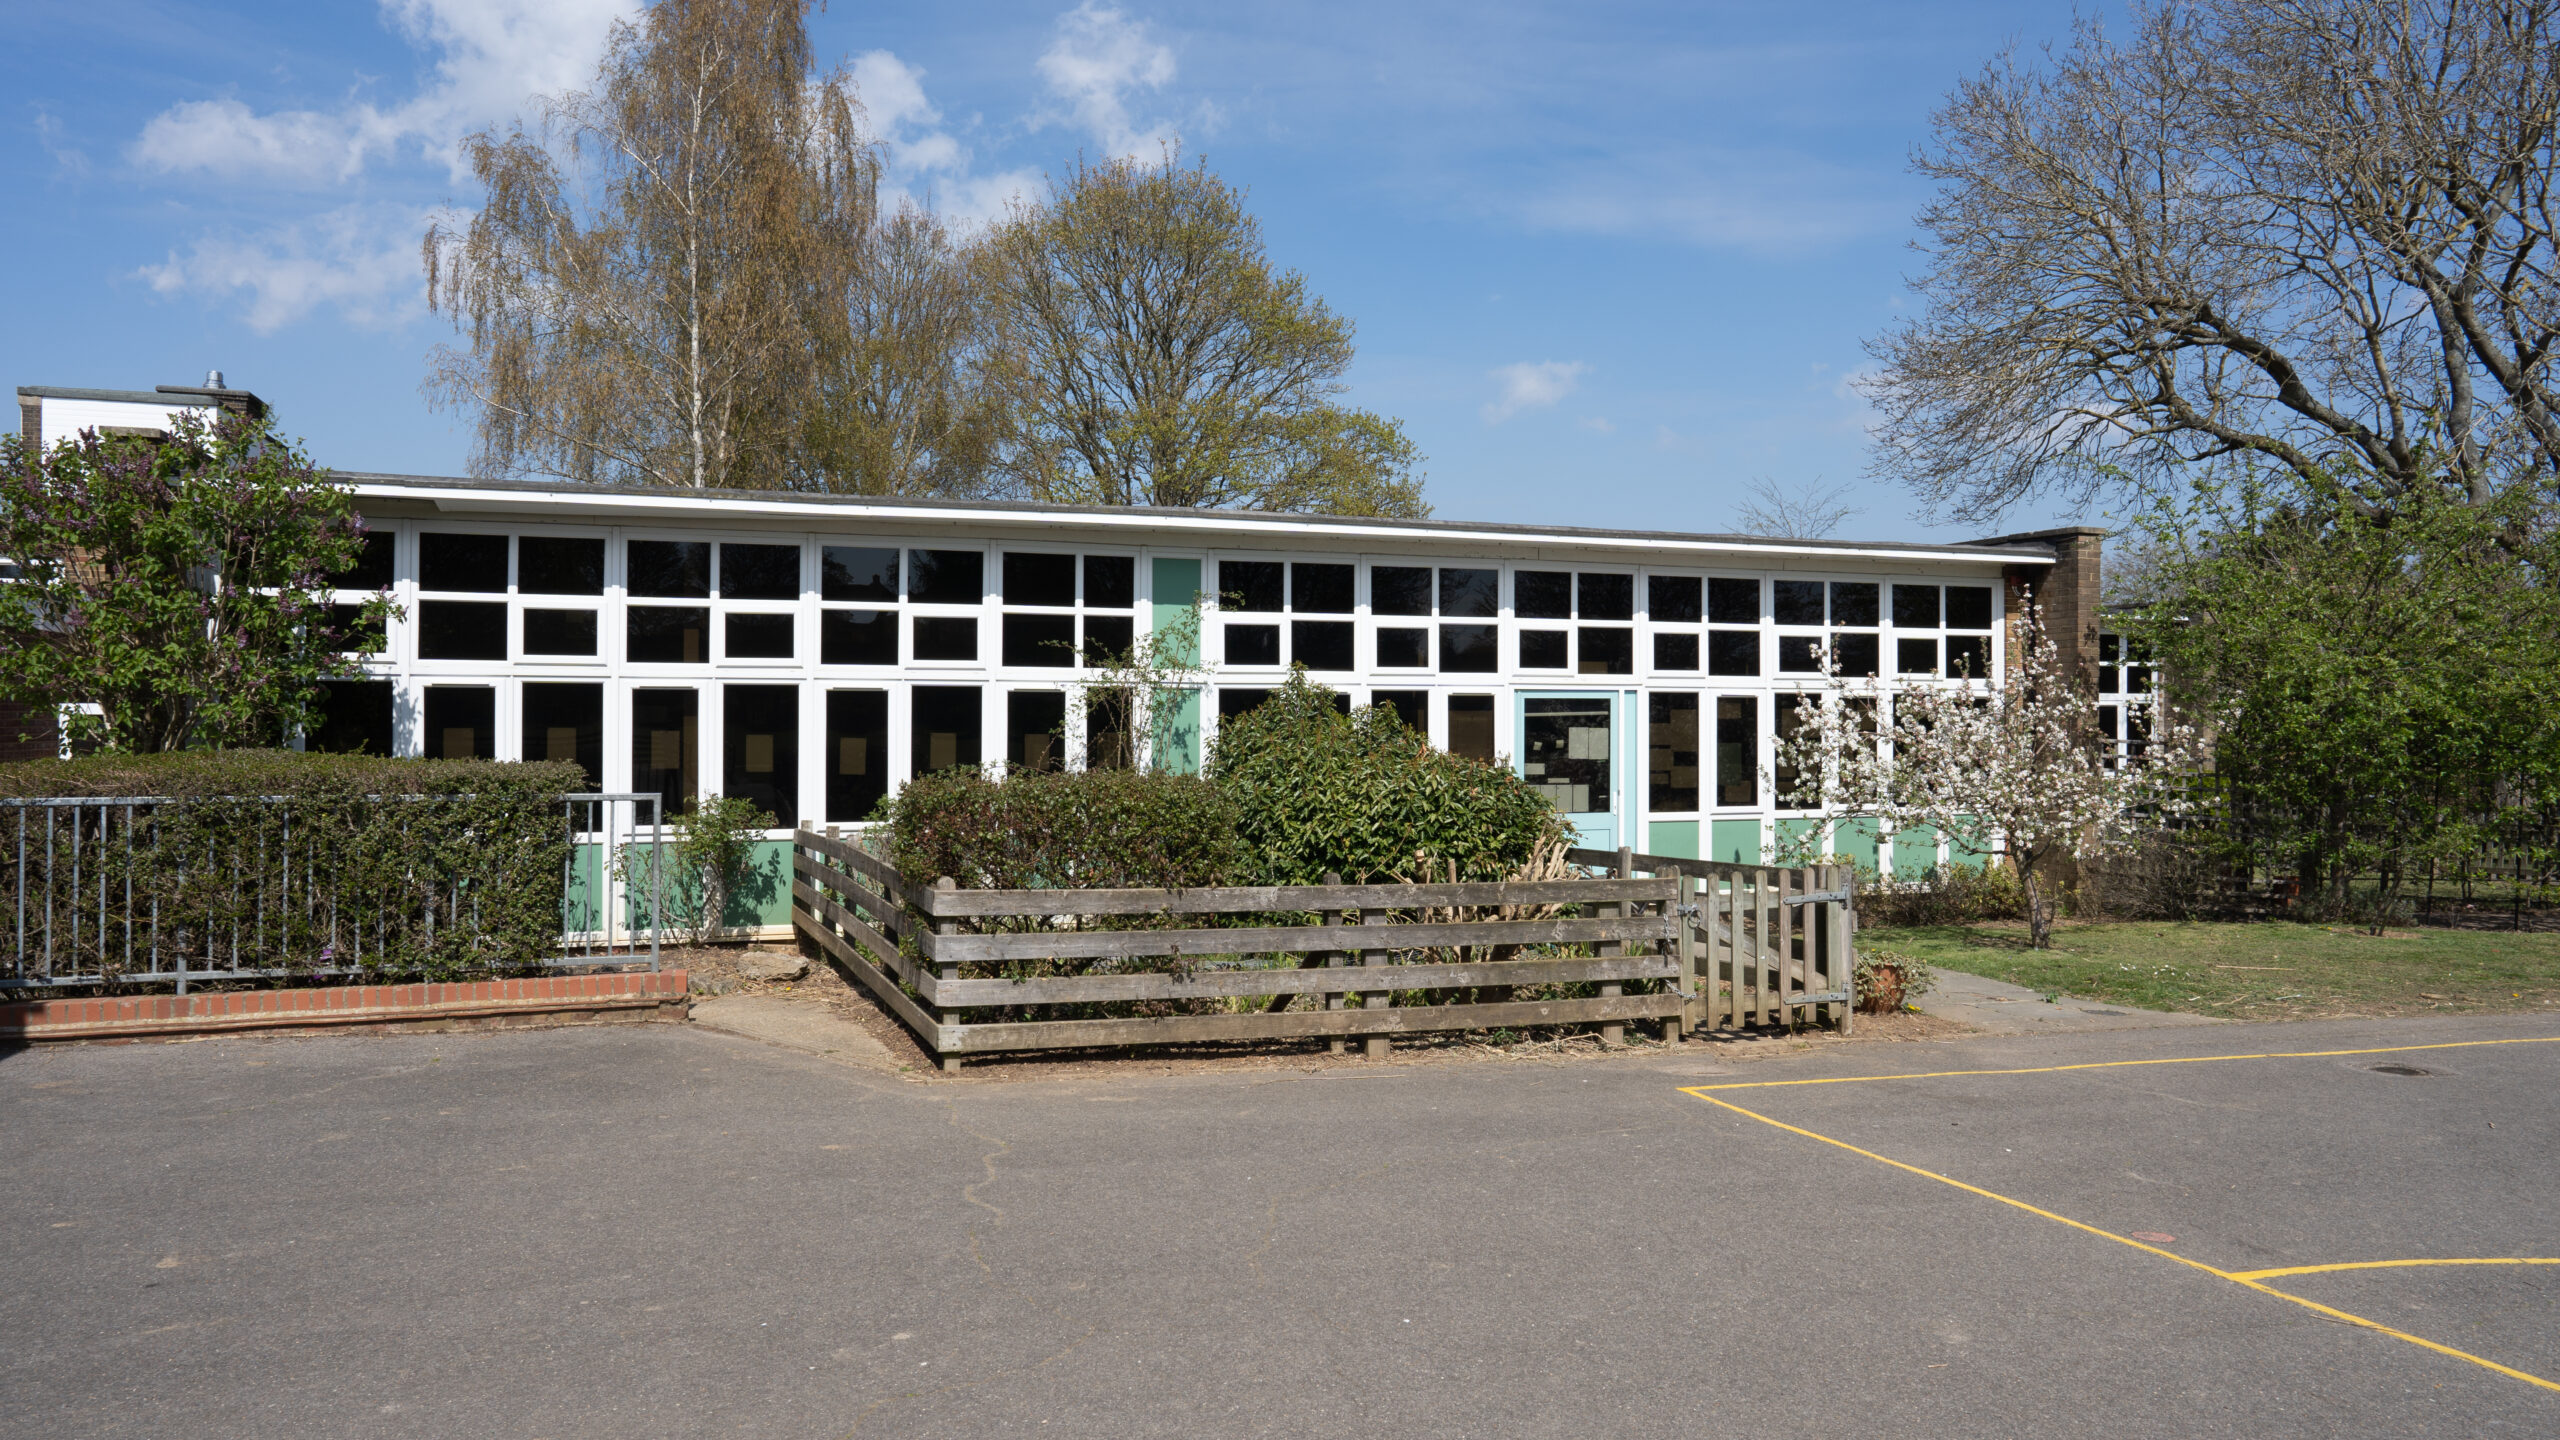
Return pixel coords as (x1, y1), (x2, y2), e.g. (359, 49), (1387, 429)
(2, 793), (665, 991)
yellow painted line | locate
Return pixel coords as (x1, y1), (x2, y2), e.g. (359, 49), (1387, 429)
(1684, 1090), (2560, 1396)
(2228, 1258), (2560, 1282)
(1685, 1034), (2560, 1093)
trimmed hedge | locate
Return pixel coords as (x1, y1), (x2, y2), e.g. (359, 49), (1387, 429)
(0, 751), (587, 981)
(877, 765), (1245, 894)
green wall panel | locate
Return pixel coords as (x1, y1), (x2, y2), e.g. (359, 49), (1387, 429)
(1892, 825), (1940, 880)
(1948, 816), (1993, 870)
(1775, 817), (1826, 864)
(1150, 558), (1202, 665)
(1153, 688), (1201, 775)
(1834, 819), (1882, 875)
(1646, 820), (1698, 860)
(1710, 819), (1764, 865)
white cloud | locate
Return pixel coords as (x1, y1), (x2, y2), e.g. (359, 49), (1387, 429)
(1578, 415), (1616, 434)
(1481, 360), (1588, 425)
(139, 205), (427, 334)
(847, 49), (1040, 227)
(133, 98), (396, 185)
(1036, 2), (1180, 159)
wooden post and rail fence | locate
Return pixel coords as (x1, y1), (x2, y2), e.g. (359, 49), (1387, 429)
(791, 827), (1856, 1070)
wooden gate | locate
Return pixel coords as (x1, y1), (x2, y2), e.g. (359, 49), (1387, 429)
(1571, 848), (1857, 1035)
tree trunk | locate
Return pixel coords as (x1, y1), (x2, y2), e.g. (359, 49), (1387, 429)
(2020, 859), (2055, 949)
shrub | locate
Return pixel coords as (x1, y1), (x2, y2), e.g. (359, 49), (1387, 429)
(1854, 946), (1936, 1012)
(641, 793), (778, 943)
(1858, 862), (2028, 928)
(877, 765), (1246, 894)
(1207, 672), (1570, 884)
(0, 750), (585, 980)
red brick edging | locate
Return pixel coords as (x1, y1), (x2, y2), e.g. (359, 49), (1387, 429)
(0, 972), (690, 1043)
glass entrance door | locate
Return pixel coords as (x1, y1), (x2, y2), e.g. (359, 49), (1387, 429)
(1518, 692), (1618, 849)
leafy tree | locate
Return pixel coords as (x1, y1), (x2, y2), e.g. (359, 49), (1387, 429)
(1771, 611), (2210, 948)
(0, 413), (390, 754)
(980, 153), (1428, 518)
(1867, 0), (2560, 525)
(425, 0), (877, 491)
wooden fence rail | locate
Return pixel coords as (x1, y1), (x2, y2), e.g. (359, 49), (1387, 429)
(1568, 847), (1857, 1037)
(794, 829), (1710, 1070)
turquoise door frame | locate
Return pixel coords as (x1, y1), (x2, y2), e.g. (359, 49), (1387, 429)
(1515, 689), (1629, 850)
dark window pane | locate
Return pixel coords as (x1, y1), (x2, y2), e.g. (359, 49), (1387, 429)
(419, 600), (507, 660)
(523, 608), (597, 656)
(333, 532), (394, 590)
(907, 549), (983, 605)
(309, 680), (392, 755)
(1083, 554), (1134, 608)
(1225, 623), (1281, 666)
(522, 682), (603, 789)
(1773, 579), (1826, 626)
(1218, 688), (1272, 720)
(1578, 573), (1633, 621)
(628, 540), (710, 598)
(1716, 696), (1756, 807)
(2100, 633), (2122, 664)
(1449, 694), (1495, 761)
(1577, 626), (1633, 675)
(1774, 695), (1816, 808)
(1081, 613), (1133, 664)
(1519, 629), (1568, 668)
(1008, 690), (1066, 772)
(519, 536), (604, 595)
(1831, 631), (1880, 677)
(912, 615), (978, 661)
(1946, 634), (1990, 677)
(2101, 664), (2121, 694)
(1897, 636), (1938, 675)
(1376, 627), (1429, 668)
(723, 684), (797, 829)
(821, 546), (898, 602)
(821, 609), (897, 665)
(826, 690), (890, 822)
(1945, 585), (1993, 630)
(1439, 568), (1499, 618)
(1649, 575), (1702, 624)
(1373, 690), (1428, 738)
(1778, 635), (1824, 673)
(1085, 688), (1133, 771)
(1515, 570), (1571, 618)
(1707, 630), (1761, 677)
(1293, 620), (1355, 671)
(1654, 632), (1700, 671)
(1439, 623), (1498, 673)
(912, 686), (981, 776)
(326, 602), (385, 654)
(1649, 692), (1700, 811)
(1003, 551), (1075, 607)
(1893, 583), (1941, 629)
(720, 543), (801, 600)
(423, 686), (495, 760)
(1523, 696), (1611, 815)
(1373, 566), (1432, 615)
(632, 688), (699, 817)
(1220, 560), (1284, 612)
(1003, 612), (1075, 667)
(628, 606), (709, 663)
(1707, 577), (1759, 625)
(2128, 665), (2153, 695)
(1291, 563), (1354, 613)
(725, 612), (795, 659)
(419, 532), (507, 593)
(1830, 581), (1879, 627)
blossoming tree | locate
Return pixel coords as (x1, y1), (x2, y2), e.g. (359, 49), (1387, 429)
(1770, 607), (2208, 948)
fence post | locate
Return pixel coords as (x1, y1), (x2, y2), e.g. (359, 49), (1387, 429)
(1599, 844), (1631, 1045)
(1837, 867), (1857, 1038)
(1664, 865), (1686, 1044)
(1360, 883), (1391, 1060)
(1322, 871), (1348, 1056)
(934, 876), (963, 1072)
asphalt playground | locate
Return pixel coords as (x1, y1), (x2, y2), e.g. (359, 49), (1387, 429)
(5, 1011), (2557, 1438)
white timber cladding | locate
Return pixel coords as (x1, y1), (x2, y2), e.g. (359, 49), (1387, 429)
(330, 477), (2048, 864)
(35, 396), (215, 449)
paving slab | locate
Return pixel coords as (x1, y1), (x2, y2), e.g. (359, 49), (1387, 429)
(1917, 964), (2224, 1034)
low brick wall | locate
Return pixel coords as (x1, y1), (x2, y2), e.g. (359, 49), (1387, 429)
(0, 972), (690, 1044)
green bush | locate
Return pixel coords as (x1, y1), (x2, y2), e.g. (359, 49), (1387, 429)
(1207, 673), (1569, 884)
(0, 750), (586, 981)
(1858, 862), (2028, 927)
(642, 793), (779, 943)
(877, 765), (1246, 894)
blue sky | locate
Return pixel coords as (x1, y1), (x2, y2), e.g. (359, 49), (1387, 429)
(3, 0), (2101, 541)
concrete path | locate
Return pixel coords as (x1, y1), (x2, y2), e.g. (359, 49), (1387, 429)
(1917, 965), (2224, 1034)
(688, 994), (897, 1069)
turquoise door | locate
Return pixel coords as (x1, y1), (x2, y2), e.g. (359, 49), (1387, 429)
(1518, 692), (1619, 849)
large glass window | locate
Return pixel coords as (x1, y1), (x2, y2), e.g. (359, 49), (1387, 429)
(1577, 626), (1633, 675)
(1084, 555), (1135, 608)
(1773, 579), (1826, 627)
(1219, 559), (1284, 611)
(912, 686), (981, 776)
(1654, 633), (1699, 671)
(1373, 566), (1432, 616)
(524, 608), (597, 656)
(1008, 690), (1066, 772)
(1707, 578), (1759, 624)
(628, 540), (710, 598)
(1892, 583), (1941, 629)
(1516, 571), (1572, 619)
(420, 533), (506, 592)
(907, 550), (983, 605)
(822, 547), (898, 601)
(1003, 552), (1075, 607)
(720, 544), (801, 601)
(1449, 694), (1496, 761)
(834, 686), (896, 819)
(1522, 697), (1610, 815)
(1373, 689), (1428, 739)
(1082, 613), (1134, 663)
(1225, 622), (1281, 666)
(1519, 629), (1568, 669)
(1830, 582), (1880, 627)
(1291, 562), (1354, 613)
(519, 536), (603, 595)
(1578, 573), (1633, 621)
(522, 682), (603, 788)
(911, 615), (978, 662)
(821, 610), (896, 666)
(1439, 568), (1499, 618)
(1774, 695), (1815, 808)
(628, 606), (709, 664)
(1085, 688), (1133, 771)
(1292, 620), (1354, 671)
(825, 690), (889, 822)
(1830, 632), (1881, 677)
(1715, 696), (1757, 807)
(1440, 624), (1498, 673)
(1003, 613), (1076, 667)
(1376, 627), (1429, 668)
(1649, 693), (1700, 811)
(1706, 631), (1760, 677)
(333, 532), (394, 590)
(632, 689), (699, 817)
(419, 601), (507, 660)
(1649, 575), (1702, 624)
(725, 613), (795, 659)
(723, 684), (797, 828)
(309, 680), (392, 755)
(423, 685), (494, 759)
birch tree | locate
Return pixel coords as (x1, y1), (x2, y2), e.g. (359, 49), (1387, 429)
(1772, 610), (2209, 947)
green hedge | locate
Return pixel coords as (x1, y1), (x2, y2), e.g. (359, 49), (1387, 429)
(0, 751), (586, 981)
(878, 765), (1245, 893)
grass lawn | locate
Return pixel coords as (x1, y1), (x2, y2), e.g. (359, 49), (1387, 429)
(1864, 919), (2560, 1022)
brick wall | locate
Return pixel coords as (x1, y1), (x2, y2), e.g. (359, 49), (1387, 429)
(0, 699), (57, 762)
(1977, 526), (2105, 686)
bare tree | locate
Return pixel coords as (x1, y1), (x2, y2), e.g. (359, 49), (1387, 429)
(978, 152), (1428, 517)
(1866, 0), (2560, 524)
(424, 0), (877, 491)
(1733, 474), (1861, 537)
